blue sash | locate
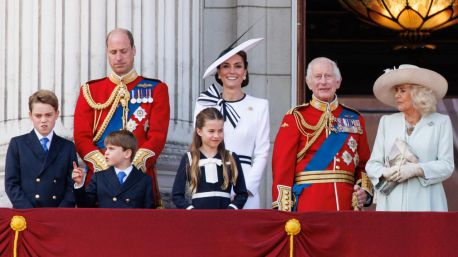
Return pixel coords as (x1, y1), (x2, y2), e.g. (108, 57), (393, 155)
(292, 108), (358, 211)
(95, 79), (159, 148)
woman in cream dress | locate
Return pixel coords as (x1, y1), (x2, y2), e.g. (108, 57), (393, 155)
(366, 64), (454, 211)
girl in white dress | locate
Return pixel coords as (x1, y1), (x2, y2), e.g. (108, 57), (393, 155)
(194, 38), (270, 209)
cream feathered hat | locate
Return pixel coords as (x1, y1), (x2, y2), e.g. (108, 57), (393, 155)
(373, 64), (448, 107)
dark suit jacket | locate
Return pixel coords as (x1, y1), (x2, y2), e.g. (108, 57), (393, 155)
(74, 166), (153, 208)
(5, 130), (77, 208)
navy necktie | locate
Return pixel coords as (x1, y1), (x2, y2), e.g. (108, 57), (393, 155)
(118, 171), (126, 184)
(40, 137), (49, 154)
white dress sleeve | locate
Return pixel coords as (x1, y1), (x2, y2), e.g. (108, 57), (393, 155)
(365, 115), (387, 186)
(244, 99), (270, 195)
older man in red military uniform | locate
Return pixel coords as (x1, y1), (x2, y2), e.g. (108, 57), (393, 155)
(272, 57), (373, 211)
(74, 28), (170, 208)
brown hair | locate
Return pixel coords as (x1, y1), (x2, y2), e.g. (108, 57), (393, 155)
(28, 90), (59, 112)
(188, 107), (238, 193)
(106, 28), (135, 48)
(215, 51), (249, 87)
(104, 130), (138, 161)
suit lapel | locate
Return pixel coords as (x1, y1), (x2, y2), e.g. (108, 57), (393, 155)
(105, 167), (122, 191)
(117, 167), (143, 195)
(26, 130), (47, 160)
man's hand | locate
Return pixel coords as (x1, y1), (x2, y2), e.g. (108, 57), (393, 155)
(353, 185), (367, 209)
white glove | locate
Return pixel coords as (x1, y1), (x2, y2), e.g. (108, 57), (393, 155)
(382, 166), (397, 180)
(395, 163), (423, 182)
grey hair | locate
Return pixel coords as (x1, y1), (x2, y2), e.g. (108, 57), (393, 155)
(306, 57), (342, 81)
(410, 85), (437, 115)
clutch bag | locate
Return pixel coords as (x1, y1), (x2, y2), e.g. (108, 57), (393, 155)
(375, 138), (418, 195)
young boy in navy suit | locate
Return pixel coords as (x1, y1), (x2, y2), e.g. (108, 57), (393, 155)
(72, 130), (154, 208)
(5, 90), (77, 208)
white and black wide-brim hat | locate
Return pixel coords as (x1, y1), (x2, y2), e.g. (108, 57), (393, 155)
(202, 38), (264, 79)
(373, 64), (448, 107)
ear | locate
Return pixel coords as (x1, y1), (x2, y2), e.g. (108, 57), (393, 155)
(305, 76), (313, 90)
(124, 149), (132, 160)
(133, 46), (136, 56)
(29, 111), (33, 120)
(196, 128), (203, 137)
(336, 78), (342, 90)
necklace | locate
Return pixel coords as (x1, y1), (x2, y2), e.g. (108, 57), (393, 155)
(406, 123), (415, 136)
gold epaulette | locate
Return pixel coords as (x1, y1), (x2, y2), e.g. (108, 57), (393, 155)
(286, 103), (309, 115)
(340, 103), (361, 115)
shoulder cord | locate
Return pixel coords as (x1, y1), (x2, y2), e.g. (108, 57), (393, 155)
(82, 83), (130, 142)
(293, 110), (334, 162)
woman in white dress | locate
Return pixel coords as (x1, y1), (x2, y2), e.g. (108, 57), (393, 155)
(194, 38), (270, 209)
(366, 64), (454, 211)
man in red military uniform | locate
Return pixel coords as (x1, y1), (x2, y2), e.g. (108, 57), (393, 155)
(74, 28), (170, 208)
(272, 57), (373, 211)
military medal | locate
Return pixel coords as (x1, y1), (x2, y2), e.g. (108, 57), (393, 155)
(126, 120), (138, 132)
(142, 89), (148, 103)
(130, 90), (137, 104)
(134, 106), (147, 122)
(148, 89), (153, 103)
(136, 90), (142, 103)
(347, 136), (357, 152)
(342, 151), (353, 166)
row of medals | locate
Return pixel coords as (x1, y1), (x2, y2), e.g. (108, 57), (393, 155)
(129, 89), (154, 104)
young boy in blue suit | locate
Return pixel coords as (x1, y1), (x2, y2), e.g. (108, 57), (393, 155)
(5, 90), (77, 208)
(72, 130), (154, 208)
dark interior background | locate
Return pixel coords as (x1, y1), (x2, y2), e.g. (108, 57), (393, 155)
(306, 0), (458, 100)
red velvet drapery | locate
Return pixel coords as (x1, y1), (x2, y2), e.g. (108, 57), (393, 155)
(0, 208), (456, 257)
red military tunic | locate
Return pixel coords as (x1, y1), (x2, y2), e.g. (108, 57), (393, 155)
(74, 70), (170, 207)
(272, 95), (371, 211)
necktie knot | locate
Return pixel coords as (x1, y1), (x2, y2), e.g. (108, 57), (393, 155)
(117, 171), (126, 184)
(40, 138), (49, 153)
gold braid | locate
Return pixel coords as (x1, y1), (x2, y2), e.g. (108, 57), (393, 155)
(82, 83), (120, 110)
(293, 109), (335, 162)
(82, 83), (127, 142)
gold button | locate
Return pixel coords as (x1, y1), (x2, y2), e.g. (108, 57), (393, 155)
(52, 195), (57, 200)
(336, 166), (341, 169)
(125, 198), (130, 203)
(53, 179), (57, 183)
(36, 178), (41, 182)
(113, 197), (117, 202)
(35, 194), (40, 199)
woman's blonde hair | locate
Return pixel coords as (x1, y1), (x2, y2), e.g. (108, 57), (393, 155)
(188, 107), (238, 193)
(410, 84), (437, 115)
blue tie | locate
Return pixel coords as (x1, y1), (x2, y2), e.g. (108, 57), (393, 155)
(40, 138), (49, 154)
(118, 171), (126, 184)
